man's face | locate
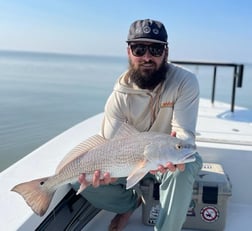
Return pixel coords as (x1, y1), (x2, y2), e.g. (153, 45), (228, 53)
(127, 42), (168, 90)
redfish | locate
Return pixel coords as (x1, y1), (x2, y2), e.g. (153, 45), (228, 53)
(11, 123), (196, 216)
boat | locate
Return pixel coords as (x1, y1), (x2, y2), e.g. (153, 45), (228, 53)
(0, 61), (251, 231)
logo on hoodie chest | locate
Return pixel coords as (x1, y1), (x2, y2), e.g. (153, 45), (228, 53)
(160, 101), (174, 108)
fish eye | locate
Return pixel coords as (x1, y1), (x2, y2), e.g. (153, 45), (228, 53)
(176, 144), (183, 150)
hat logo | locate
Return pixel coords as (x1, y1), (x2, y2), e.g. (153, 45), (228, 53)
(153, 28), (159, 35)
(143, 26), (151, 34)
(135, 28), (142, 34)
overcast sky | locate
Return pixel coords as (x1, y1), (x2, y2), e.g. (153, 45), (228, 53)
(1, 0), (251, 62)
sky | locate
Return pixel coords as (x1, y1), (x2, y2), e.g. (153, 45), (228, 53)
(0, 0), (252, 62)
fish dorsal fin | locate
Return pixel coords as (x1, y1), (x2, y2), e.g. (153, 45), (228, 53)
(55, 134), (106, 174)
(114, 123), (140, 139)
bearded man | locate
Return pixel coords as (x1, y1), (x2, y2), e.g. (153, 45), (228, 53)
(74, 19), (202, 231)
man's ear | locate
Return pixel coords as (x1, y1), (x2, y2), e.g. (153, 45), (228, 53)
(127, 46), (131, 56)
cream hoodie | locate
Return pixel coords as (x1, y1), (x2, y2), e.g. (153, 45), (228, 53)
(101, 63), (199, 145)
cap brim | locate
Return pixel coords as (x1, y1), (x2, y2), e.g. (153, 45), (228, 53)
(126, 38), (167, 44)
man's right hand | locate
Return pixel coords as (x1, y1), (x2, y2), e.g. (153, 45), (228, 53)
(78, 171), (117, 189)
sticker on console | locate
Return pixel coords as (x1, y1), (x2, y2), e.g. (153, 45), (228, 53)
(200, 206), (219, 222)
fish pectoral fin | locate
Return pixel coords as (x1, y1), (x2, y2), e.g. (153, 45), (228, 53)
(126, 169), (148, 190)
(182, 153), (196, 163)
(126, 160), (148, 190)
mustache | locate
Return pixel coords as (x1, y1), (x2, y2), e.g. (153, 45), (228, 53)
(139, 60), (155, 65)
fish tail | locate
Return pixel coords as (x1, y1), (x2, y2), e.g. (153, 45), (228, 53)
(11, 177), (55, 216)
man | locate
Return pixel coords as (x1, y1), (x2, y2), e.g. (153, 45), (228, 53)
(75, 19), (202, 231)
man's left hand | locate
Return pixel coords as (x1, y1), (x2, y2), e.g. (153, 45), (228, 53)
(150, 162), (185, 174)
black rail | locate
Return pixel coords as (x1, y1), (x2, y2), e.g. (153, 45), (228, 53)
(171, 60), (244, 112)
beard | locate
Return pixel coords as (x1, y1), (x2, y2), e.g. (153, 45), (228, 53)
(128, 59), (167, 90)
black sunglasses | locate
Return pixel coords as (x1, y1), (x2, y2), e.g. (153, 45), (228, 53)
(129, 43), (166, 57)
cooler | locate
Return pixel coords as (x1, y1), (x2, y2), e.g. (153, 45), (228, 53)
(140, 163), (232, 231)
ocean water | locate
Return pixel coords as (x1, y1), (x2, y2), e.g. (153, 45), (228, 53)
(0, 50), (251, 171)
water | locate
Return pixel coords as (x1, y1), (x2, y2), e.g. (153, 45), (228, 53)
(0, 50), (251, 172)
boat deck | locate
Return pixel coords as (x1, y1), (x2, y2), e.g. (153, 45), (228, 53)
(1, 99), (252, 231)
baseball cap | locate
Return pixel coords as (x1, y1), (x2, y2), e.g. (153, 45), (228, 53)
(126, 19), (168, 44)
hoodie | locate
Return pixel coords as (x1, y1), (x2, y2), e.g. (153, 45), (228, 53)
(101, 63), (199, 145)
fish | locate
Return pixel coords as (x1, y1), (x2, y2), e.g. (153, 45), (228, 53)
(11, 123), (196, 216)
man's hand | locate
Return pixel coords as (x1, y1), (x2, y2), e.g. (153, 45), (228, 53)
(149, 130), (185, 174)
(150, 162), (185, 174)
(78, 171), (117, 188)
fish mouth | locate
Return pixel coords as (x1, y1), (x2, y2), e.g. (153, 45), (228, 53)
(181, 151), (197, 163)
